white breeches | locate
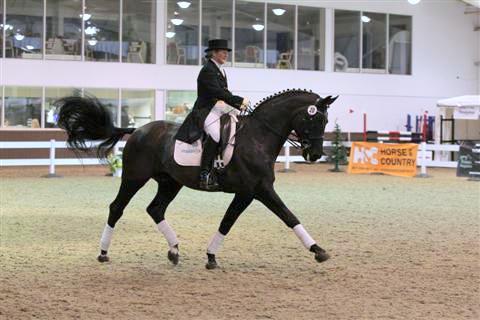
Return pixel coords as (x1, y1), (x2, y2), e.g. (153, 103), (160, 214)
(204, 102), (231, 143)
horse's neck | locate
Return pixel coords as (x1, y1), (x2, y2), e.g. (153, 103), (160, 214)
(251, 103), (298, 156)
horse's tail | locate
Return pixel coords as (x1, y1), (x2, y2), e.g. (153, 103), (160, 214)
(55, 95), (135, 159)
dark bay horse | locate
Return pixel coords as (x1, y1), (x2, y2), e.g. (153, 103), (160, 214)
(56, 89), (338, 269)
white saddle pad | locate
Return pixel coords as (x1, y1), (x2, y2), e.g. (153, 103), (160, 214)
(174, 114), (238, 167)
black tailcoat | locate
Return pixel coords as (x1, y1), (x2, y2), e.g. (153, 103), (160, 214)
(175, 59), (244, 143)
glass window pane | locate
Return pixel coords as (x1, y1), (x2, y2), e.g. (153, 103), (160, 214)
(166, 0), (199, 65)
(166, 91), (195, 124)
(121, 90), (154, 127)
(334, 10), (360, 71)
(0, 0), (3, 58)
(84, 1), (121, 62)
(84, 88), (119, 126)
(6, 0), (44, 59)
(4, 87), (42, 128)
(45, 87), (78, 128)
(298, 6), (325, 71)
(46, 0), (82, 61)
(362, 12), (386, 71)
(123, 0), (156, 64)
(389, 15), (411, 75)
(202, 0), (232, 65)
(235, 0), (264, 68)
(267, 4), (294, 69)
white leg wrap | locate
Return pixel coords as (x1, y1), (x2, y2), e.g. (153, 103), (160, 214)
(207, 231), (225, 255)
(293, 224), (316, 249)
(100, 224), (114, 252)
(157, 220), (179, 253)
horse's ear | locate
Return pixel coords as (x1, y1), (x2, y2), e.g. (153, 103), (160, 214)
(328, 95), (339, 105)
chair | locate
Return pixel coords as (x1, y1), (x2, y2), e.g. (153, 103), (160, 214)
(166, 42), (186, 64)
(276, 49), (293, 69)
(46, 38), (65, 55)
(5, 38), (15, 57)
(176, 46), (186, 64)
(127, 41), (146, 63)
(334, 52), (348, 72)
(245, 45), (260, 64)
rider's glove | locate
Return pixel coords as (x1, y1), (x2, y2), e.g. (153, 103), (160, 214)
(240, 98), (250, 111)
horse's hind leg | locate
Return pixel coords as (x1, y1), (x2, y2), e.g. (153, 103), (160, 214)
(205, 193), (254, 270)
(147, 175), (183, 265)
(98, 178), (148, 262)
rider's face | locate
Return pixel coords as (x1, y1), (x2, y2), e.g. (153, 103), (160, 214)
(212, 50), (228, 65)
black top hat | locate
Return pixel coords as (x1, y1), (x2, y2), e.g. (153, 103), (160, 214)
(205, 39), (231, 52)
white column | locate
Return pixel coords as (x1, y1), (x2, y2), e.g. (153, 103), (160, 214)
(324, 8), (334, 72)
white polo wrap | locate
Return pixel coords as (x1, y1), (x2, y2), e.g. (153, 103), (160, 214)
(100, 224), (114, 252)
(207, 231), (225, 254)
(157, 220), (179, 252)
(293, 224), (316, 249)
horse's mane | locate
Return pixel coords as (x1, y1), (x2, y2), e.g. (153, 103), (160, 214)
(251, 89), (319, 114)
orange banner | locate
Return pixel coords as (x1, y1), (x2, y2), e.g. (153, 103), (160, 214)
(347, 142), (418, 177)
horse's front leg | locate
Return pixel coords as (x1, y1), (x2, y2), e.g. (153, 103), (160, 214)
(255, 185), (330, 263)
(205, 193), (254, 269)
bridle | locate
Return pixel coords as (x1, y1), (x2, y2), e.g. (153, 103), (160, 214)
(247, 100), (329, 150)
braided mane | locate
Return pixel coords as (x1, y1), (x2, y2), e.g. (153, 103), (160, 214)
(252, 89), (318, 113)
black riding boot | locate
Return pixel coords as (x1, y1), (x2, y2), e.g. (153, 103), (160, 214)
(199, 136), (220, 190)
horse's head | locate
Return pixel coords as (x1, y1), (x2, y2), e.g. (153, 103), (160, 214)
(292, 95), (338, 162)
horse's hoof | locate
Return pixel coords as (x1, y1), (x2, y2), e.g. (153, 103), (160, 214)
(206, 253), (218, 269)
(315, 251), (330, 263)
(167, 250), (179, 265)
(97, 254), (109, 263)
(205, 261), (218, 270)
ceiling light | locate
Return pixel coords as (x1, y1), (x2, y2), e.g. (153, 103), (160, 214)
(272, 8), (286, 16)
(171, 18), (184, 26)
(85, 26), (99, 35)
(79, 13), (91, 21)
(252, 24), (264, 31)
(88, 39), (98, 46)
(177, 1), (191, 9)
(361, 15), (371, 23)
(407, 0), (421, 4)
(166, 32), (176, 38)
(14, 33), (25, 41)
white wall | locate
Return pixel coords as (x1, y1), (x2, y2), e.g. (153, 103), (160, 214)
(1, 0), (478, 133)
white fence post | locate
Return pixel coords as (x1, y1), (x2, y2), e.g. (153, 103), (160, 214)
(417, 142), (429, 178)
(278, 144), (295, 173)
(44, 139), (61, 178)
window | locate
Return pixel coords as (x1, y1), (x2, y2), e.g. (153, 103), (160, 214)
(389, 15), (411, 75)
(46, 0), (82, 61)
(0, 0), (3, 58)
(123, 0), (156, 64)
(45, 87), (78, 128)
(84, 1), (121, 62)
(84, 88), (119, 126)
(334, 10), (360, 72)
(166, 0), (199, 65)
(267, 4), (295, 69)
(362, 12), (386, 71)
(235, 0), (265, 68)
(4, 87), (42, 128)
(202, 0), (232, 65)
(121, 90), (154, 127)
(6, 0), (44, 59)
(166, 91), (196, 123)
(297, 6), (325, 71)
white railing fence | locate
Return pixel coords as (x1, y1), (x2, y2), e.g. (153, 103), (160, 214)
(0, 140), (462, 177)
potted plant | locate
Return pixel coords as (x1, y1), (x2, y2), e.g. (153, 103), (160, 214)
(107, 153), (122, 177)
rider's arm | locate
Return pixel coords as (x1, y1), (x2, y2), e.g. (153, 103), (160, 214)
(199, 69), (244, 110)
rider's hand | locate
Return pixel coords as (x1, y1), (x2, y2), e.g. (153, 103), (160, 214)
(240, 98), (250, 111)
